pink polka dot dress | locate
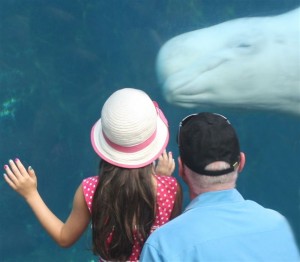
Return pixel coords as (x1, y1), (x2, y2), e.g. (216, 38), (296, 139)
(82, 174), (178, 261)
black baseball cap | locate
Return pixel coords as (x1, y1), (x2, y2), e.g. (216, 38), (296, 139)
(178, 112), (240, 176)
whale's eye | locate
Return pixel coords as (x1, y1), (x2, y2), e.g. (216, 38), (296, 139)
(233, 41), (257, 55)
(237, 43), (251, 48)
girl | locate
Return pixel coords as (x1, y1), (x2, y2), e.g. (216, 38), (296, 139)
(3, 88), (182, 261)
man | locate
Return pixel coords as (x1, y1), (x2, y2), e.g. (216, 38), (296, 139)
(140, 112), (300, 261)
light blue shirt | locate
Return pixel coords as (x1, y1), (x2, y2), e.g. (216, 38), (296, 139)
(140, 189), (300, 261)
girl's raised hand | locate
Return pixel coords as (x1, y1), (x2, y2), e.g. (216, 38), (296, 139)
(155, 150), (175, 176)
(3, 159), (37, 200)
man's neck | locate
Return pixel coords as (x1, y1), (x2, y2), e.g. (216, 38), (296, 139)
(189, 183), (235, 200)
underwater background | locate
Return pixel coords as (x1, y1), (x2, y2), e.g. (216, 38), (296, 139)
(0, 0), (299, 261)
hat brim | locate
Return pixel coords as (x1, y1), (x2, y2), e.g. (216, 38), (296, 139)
(91, 113), (169, 168)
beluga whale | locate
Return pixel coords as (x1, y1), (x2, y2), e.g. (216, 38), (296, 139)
(157, 8), (300, 115)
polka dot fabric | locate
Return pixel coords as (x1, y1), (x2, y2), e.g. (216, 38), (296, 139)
(82, 176), (98, 212)
(82, 175), (178, 261)
(151, 175), (178, 232)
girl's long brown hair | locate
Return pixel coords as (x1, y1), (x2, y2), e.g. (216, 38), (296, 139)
(91, 160), (155, 261)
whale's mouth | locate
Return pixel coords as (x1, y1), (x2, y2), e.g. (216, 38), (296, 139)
(161, 53), (230, 105)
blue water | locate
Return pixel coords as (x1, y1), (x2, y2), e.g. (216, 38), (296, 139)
(0, 1), (299, 261)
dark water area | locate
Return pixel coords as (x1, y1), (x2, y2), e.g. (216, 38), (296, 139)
(0, 0), (299, 261)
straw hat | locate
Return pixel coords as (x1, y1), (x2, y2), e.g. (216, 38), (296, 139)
(91, 88), (169, 168)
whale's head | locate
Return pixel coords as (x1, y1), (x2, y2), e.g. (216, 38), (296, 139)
(157, 8), (300, 113)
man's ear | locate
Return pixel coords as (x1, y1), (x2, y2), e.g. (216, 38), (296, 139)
(178, 157), (189, 184)
(178, 157), (184, 179)
(238, 152), (246, 172)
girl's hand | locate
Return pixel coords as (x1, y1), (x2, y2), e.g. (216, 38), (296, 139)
(3, 159), (37, 200)
(155, 150), (175, 176)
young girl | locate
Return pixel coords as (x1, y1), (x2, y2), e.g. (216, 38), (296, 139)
(3, 88), (182, 261)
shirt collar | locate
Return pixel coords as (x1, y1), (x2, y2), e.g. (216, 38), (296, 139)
(184, 189), (244, 212)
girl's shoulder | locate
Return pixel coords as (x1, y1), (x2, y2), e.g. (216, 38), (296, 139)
(82, 176), (99, 186)
(82, 176), (98, 197)
(154, 175), (178, 185)
(82, 176), (98, 212)
(154, 175), (178, 196)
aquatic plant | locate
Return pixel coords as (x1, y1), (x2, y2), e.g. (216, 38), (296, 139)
(0, 97), (18, 119)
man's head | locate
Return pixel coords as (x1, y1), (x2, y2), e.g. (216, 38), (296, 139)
(177, 112), (242, 177)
